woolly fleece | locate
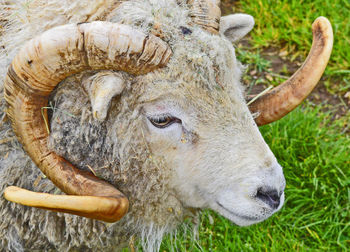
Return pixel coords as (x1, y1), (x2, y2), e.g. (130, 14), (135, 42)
(0, 0), (246, 251)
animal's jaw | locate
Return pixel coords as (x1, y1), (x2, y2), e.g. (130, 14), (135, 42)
(211, 191), (285, 226)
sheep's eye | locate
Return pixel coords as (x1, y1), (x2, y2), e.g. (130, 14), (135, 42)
(148, 115), (181, 128)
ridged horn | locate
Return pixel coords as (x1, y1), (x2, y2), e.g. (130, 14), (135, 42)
(249, 17), (333, 126)
(188, 0), (221, 34)
(83, 71), (126, 122)
(3, 21), (172, 222)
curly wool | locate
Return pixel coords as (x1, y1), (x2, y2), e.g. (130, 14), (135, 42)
(0, 1), (195, 251)
(0, 71), (188, 252)
(0, 0), (245, 251)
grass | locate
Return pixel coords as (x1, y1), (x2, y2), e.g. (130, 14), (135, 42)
(160, 105), (349, 251)
(235, 0), (350, 79)
(222, 0), (350, 95)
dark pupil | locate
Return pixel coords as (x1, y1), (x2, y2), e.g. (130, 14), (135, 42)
(149, 115), (182, 129)
(149, 115), (181, 129)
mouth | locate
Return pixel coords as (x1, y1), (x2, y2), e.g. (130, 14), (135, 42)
(195, 186), (278, 225)
(216, 201), (262, 222)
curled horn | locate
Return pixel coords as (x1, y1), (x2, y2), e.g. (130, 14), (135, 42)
(83, 71), (126, 122)
(3, 21), (172, 222)
(188, 0), (221, 34)
(249, 17), (333, 125)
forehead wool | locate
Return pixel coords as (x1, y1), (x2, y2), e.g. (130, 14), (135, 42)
(0, 0), (245, 95)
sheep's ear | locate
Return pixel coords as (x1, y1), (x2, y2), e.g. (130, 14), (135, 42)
(83, 71), (126, 122)
(220, 14), (254, 42)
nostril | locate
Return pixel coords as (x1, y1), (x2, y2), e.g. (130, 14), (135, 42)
(256, 188), (280, 209)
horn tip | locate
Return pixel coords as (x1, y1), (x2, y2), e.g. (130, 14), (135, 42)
(312, 16), (333, 37)
(313, 16), (331, 25)
(3, 186), (22, 202)
(99, 196), (129, 223)
(312, 16), (334, 55)
(117, 197), (129, 217)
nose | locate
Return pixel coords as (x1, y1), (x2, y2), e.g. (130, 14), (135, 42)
(256, 187), (281, 209)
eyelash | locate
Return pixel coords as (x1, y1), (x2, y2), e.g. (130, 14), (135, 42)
(148, 114), (182, 129)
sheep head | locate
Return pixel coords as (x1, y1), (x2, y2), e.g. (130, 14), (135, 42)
(3, 0), (333, 228)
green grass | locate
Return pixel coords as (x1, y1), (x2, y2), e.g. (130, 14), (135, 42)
(222, 0), (350, 95)
(160, 105), (349, 251)
(235, 0), (350, 80)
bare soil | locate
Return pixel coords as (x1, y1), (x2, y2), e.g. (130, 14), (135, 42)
(245, 46), (349, 119)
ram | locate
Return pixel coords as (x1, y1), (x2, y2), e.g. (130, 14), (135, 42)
(0, 0), (332, 251)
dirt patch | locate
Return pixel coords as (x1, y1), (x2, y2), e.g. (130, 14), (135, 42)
(221, 0), (240, 15)
(243, 46), (349, 119)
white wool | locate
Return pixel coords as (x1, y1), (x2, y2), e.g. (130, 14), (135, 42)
(0, 1), (285, 251)
(0, 1), (199, 250)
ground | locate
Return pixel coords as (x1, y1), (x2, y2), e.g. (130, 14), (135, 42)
(239, 45), (349, 120)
